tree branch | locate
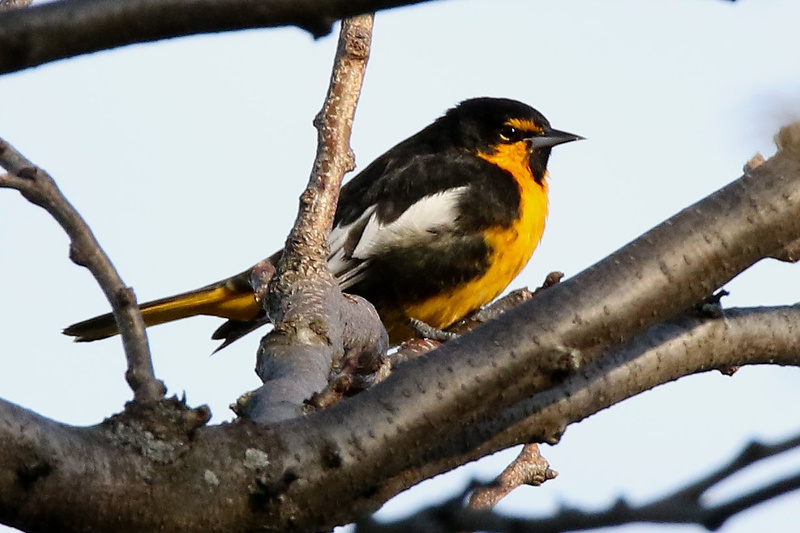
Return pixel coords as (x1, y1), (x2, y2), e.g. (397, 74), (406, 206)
(240, 13), (388, 423)
(355, 433), (800, 532)
(369, 303), (800, 510)
(0, 397), (258, 533)
(1, 300), (799, 532)
(467, 443), (557, 510)
(0, 1), (792, 531)
(0, 0), (438, 75)
(0, 139), (165, 404)
(484, 304), (800, 450)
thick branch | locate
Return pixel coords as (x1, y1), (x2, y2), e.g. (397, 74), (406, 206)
(371, 304), (800, 509)
(0, 398), (266, 533)
(0, 139), (164, 404)
(0, 0), (437, 75)
(1, 305), (799, 531)
(486, 305), (800, 449)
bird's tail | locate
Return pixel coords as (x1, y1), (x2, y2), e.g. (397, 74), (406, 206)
(63, 271), (259, 342)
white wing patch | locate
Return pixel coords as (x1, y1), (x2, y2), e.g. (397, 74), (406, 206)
(326, 205), (375, 286)
(327, 205), (375, 266)
(326, 186), (468, 290)
(352, 186), (467, 258)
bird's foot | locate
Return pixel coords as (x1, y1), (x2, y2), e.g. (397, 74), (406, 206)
(409, 318), (458, 342)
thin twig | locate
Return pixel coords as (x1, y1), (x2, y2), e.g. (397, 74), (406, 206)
(357, 433), (800, 532)
(468, 443), (557, 510)
(274, 13), (374, 282)
(543, 433), (800, 532)
(0, 138), (164, 404)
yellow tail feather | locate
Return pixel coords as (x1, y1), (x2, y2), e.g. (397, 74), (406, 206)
(64, 274), (260, 342)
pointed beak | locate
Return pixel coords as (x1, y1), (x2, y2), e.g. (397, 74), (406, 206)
(528, 128), (584, 149)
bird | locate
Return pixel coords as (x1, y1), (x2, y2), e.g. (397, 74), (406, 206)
(64, 97), (581, 349)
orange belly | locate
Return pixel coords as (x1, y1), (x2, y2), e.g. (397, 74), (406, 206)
(403, 170), (549, 331)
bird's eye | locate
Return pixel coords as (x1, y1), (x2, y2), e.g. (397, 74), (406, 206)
(499, 125), (521, 143)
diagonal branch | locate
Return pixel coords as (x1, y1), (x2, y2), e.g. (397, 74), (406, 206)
(368, 303), (800, 513)
(0, 0), (439, 75)
(0, 139), (165, 404)
(481, 305), (800, 451)
(0, 305), (798, 531)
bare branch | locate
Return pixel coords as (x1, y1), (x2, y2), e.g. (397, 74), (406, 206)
(484, 305), (800, 450)
(0, 138), (164, 404)
(274, 13), (373, 273)
(355, 433), (800, 533)
(467, 444), (557, 510)
(1, 305), (798, 531)
(0, 397), (245, 533)
(366, 304), (800, 514)
(240, 14), (388, 423)
(746, 152), (800, 265)
(0, 0), (439, 75)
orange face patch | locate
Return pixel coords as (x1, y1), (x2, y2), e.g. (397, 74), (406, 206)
(477, 141), (534, 185)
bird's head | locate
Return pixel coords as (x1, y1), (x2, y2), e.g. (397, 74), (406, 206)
(442, 97), (582, 183)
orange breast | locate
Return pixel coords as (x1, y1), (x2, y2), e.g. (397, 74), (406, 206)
(402, 143), (549, 331)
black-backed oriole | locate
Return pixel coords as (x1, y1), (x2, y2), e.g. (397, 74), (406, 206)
(64, 98), (581, 347)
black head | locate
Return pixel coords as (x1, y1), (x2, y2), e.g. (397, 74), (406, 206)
(431, 97), (581, 183)
(441, 98), (546, 150)
(436, 97), (581, 153)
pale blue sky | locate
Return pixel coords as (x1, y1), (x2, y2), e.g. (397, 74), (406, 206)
(2, 1), (800, 531)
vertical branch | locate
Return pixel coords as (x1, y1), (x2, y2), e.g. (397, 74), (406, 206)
(243, 15), (384, 423)
(0, 139), (165, 404)
(273, 14), (374, 293)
